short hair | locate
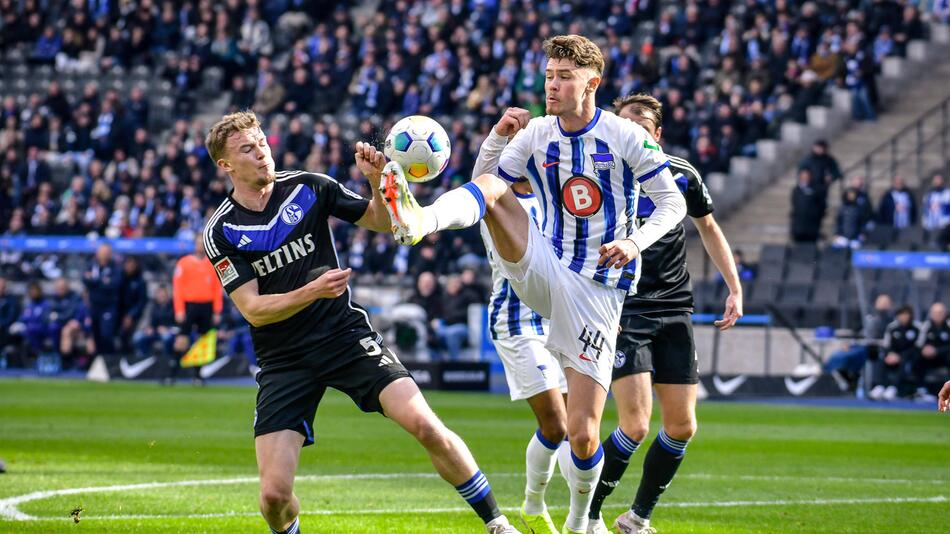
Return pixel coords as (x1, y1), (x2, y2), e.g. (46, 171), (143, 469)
(895, 305), (913, 317)
(205, 111), (261, 164)
(542, 35), (605, 76)
(613, 93), (663, 132)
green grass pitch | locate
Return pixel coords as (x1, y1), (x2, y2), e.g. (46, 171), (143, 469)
(0, 379), (947, 533)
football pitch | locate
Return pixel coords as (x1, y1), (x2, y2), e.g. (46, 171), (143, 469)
(0, 380), (947, 533)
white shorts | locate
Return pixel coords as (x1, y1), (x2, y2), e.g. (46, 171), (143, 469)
(496, 222), (625, 392)
(494, 334), (567, 401)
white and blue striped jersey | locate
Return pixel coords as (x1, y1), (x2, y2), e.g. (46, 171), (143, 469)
(496, 108), (686, 293)
(479, 194), (548, 340)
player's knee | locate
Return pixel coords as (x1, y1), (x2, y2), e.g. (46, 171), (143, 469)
(618, 419), (650, 443)
(471, 173), (507, 207)
(538, 417), (567, 444)
(664, 419), (697, 441)
(567, 427), (599, 457)
(259, 484), (293, 511)
(409, 415), (449, 449)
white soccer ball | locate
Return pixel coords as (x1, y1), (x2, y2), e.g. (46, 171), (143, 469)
(383, 115), (451, 183)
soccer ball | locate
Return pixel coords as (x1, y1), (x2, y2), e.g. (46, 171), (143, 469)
(383, 115), (451, 183)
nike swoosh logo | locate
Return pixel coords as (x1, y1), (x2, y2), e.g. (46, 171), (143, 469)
(579, 354), (594, 362)
(199, 355), (232, 379)
(542, 161), (559, 168)
(784, 375), (819, 396)
(119, 356), (156, 378)
(712, 374), (746, 396)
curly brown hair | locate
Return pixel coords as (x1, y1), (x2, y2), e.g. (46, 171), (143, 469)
(205, 111), (261, 164)
(542, 35), (605, 76)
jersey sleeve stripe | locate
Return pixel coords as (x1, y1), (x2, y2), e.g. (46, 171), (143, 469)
(668, 156), (702, 182)
(203, 200), (233, 258)
(635, 160), (671, 183)
(497, 166), (521, 183)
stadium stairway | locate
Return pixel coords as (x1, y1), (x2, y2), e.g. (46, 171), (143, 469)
(686, 22), (950, 272)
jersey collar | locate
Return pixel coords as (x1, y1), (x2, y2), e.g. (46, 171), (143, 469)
(557, 107), (602, 138)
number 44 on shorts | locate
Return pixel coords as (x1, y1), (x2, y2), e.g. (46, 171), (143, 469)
(360, 336), (400, 367)
(577, 326), (606, 362)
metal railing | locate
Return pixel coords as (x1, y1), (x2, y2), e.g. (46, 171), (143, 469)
(842, 94), (950, 185)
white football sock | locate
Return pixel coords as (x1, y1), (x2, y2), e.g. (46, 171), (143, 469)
(524, 430), (559, 515)
(422, 182), (485, 234)
(564, 446), (604, 532)
(556, 439), (573, 484)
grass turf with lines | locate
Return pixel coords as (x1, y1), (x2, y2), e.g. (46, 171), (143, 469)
(0, 379), (947, 533)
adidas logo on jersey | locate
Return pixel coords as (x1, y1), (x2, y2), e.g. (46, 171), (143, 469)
(251, 233), (316, 277)
(237, 235), (253, 248)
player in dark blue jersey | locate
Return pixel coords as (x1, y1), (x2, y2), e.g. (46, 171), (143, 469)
(586, 95), (744, 534)
(202, 112), (520, 534)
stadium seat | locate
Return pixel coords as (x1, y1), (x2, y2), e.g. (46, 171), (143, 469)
(866, 225), (895, 247)
(786, 262), (816, 284)
(759, 244), (786, 266)
(788, 242), (818, 264)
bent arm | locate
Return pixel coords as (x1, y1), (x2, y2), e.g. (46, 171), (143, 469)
(693, 214), (741, 297)
(471, 129), (509, 178)
(228, 279), (318, 328)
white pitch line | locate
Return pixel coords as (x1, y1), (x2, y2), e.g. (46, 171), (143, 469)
(1, 472), (946, 522)
(14, 496), (950, 522)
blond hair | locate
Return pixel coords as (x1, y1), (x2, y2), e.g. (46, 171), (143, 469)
(613, 93), (663, 132)
(205, 111), (261, 163)
(542, 35), (605, 76)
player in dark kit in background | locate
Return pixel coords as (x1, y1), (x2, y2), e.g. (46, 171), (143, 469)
(201, 112), (521, 534)
(587, 94), (744, 534)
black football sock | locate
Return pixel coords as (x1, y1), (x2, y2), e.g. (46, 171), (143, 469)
(631, 428), (688, 520)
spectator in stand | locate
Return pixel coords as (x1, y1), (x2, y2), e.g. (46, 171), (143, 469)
(825, 293), (893, 389)
(83, 243), (121, 356)
(170, 236), (222, 385)
(843, 39), (877, 121)
(48, 277), (90, 370)
(878, 175), (918, 229)
(409, 271), (443, 355)
(798, 140), (843, 222)
(0, 277), (20, 363)
(870, 305), (918, 401)
(912, 302), (950, 400)
(433, 275), (481, 361)
(833, 187), (873, 249)
(12, 281), (51, 360)
(791, 168), (823, 243)
(133, 285), (177, 360)
(922, 174), (950, 236)
(118, 256), (148, 355)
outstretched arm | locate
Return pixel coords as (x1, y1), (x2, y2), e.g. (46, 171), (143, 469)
(693, 214), (743, 330)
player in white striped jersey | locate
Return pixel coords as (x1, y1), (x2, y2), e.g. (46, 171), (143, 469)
(475, 110), (567, 534)
(379, 35), (686, 533)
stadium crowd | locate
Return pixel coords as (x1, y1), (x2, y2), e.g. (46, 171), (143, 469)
(789, 139), (950, 250)
(0, 0), (946, 382)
